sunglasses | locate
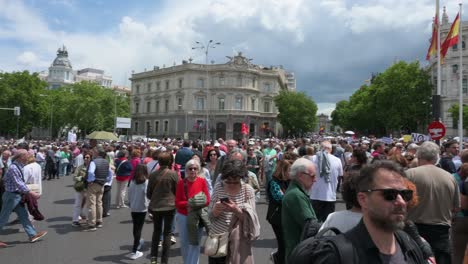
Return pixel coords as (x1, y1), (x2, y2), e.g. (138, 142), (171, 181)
(187, 167), (198, 171)
(363, 188), (413, 202)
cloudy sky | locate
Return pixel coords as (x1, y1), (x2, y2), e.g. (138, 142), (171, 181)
(0, 0), (459, 115)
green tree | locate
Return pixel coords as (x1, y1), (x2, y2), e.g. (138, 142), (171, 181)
(331, 61), (432, 136)
(0, 71), (49, 137)
(448, 104), (468, 130)
(50, 82), (130, 138)
(274, 90), (318, 137)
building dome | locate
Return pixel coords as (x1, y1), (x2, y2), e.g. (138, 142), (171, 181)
(52, 45), (72, 68)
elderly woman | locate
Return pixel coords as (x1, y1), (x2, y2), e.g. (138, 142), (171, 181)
(71, 152), (91, 226)
(175, 159), (210, 264)
(147, 152), (179, 264)
(208, 159), (260, 264)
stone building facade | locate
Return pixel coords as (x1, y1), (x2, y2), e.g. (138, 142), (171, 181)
(130, 52), (294, 140)
(428, 8), (468, 136)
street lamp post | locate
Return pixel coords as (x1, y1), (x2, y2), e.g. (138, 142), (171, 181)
(192, 40), (221, 140)
(39, 94), (53, 139)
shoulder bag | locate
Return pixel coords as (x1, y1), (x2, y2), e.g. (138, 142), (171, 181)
(203, 184), (248, 257)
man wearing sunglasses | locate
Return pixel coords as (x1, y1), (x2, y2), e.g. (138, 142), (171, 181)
(406, 141), (460, 264)
(311, 160), (426, 264)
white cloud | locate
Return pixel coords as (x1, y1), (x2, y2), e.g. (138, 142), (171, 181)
(317, 102), (336, 117)
(17, 51), (39, 65)
(0, 0), (447, 103)
(321, 0), (434, 33)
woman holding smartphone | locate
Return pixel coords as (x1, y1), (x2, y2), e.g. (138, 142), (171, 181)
(208, 159), (260, 264)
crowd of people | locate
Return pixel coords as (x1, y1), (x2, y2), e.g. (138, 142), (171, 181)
(0, 135), (466, 263)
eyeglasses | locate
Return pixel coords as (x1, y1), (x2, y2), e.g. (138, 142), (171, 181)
(188, 167), (198, 171)
(210, 153), (217, 156)
(84, 157), (91, 159)
(363, 189), (413, 202)
(302, 172), (316, 178)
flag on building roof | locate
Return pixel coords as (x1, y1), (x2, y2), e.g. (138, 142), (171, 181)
(441, 12), (460, 60)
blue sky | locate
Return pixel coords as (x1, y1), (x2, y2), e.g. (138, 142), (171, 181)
(0, 0), (459, 115)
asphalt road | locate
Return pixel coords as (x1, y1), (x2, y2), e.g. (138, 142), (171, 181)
(0, 175), (345, 264)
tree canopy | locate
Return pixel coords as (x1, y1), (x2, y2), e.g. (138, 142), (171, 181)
(274, 90), (318, 137)
(331, 61), (432, 136)
(0, 71), (130, 139)
(0, 71), (48, 137)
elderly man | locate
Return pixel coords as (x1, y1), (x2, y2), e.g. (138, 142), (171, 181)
(406, 141), (460, 264)
(310, 140), (343, 222)
(0, 149), (47, 247)
(84, 149), (112, 232)
(311, 160), (426, 263)
(282, 158), (317, 262)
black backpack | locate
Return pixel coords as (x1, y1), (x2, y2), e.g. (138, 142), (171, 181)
(288, 227), (357, 264)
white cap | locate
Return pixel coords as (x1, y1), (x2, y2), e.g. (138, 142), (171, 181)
(362, 140), (370, 144)
(214, 142), (221, 147)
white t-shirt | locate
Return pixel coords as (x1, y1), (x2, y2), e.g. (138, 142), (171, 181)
(24, 162), (43, 195)
(319, 210), (362, 235)
(310, 153), (343, 201)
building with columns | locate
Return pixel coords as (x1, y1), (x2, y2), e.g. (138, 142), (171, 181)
(40, 45), (113, 89)
(130, 52), (294, 140)
(428, 7), (468, 136)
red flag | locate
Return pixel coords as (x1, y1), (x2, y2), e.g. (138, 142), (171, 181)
(426, 16), (439, 60)
(441, 12), (460, 60)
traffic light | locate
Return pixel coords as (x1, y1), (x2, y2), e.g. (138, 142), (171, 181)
(14, 106), (20, 116)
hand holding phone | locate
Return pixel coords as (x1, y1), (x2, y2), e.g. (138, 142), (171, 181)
(220, 197), (230, 203)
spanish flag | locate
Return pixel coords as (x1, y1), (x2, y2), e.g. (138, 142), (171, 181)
(426, 15), (439, 60)
(426, 1), (439, 60)
(441, 12), (460, 60)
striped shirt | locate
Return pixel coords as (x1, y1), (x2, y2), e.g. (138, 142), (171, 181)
(4, 161), (29, 194)
(209, 182), (253, 234)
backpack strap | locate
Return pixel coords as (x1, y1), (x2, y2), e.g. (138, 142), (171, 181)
(329, 234), (356, 264)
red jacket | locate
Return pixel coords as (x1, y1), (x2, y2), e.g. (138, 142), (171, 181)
(175, 176), (210, 215)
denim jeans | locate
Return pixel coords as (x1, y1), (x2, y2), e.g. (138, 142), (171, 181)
(0, 192), (37, 238)
(59, 162), (69, 176)
(177, 213), (202, 264)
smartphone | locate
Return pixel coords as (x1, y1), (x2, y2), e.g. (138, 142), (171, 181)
(220, 197), (230, 203)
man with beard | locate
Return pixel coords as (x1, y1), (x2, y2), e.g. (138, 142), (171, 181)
(406, 141), (460, 264)
(311, 160), (426, 263)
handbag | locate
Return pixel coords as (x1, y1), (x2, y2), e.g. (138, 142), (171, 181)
(203, 232), (229, 257)
(203, 184), (249, 257)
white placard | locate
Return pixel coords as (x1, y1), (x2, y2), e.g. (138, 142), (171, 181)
(116, 117), (131, 129)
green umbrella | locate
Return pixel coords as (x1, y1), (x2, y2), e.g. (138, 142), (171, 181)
(86, 131), (118, 141)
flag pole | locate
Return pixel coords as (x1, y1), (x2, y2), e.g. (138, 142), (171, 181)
(437, 0), (441, 97)
(459, 2), (464, 150)
(434, 0), (442, 130)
